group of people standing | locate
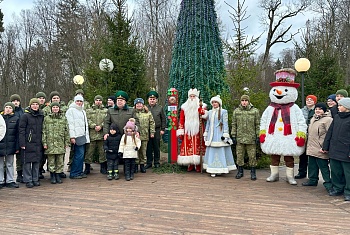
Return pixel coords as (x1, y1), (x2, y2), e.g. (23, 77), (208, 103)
(0, 89), (166, 188)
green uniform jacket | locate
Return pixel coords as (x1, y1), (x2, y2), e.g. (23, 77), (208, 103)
(146, 104), (166, 139)
(86, 104), (107, 141)
(104, 105), (139, 135)
(231, 103), (260, 144)
(135, 108), (155, 141)
(42, 112), (70, 154)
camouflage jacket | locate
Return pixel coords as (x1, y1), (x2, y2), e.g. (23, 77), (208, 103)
(42, 112), (70, 155)
(231, 103), (260, 144)
(135, 108), (155, 141)
(86, 104), (107, 141)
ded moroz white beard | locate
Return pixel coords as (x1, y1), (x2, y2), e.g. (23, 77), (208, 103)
(182, 96), (200, 136)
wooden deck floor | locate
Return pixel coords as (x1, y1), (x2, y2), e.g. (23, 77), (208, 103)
(1, 163), (350, 234)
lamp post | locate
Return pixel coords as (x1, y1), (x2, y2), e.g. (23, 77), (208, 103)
(294, 58), (311, 107)
(99, 59), (114, 94)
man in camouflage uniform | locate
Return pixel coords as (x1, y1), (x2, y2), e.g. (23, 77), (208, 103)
(145, 91), (166, 169)
(85, 95), (108, 174)
(36, 92), (48, 110)
(43, 91), (68, 116)
(231, 95), (260, 180)
(42, 102), (70, 184)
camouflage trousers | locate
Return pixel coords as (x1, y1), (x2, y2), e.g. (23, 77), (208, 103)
(85, 140), (106, 164)
(136, 140), (148, 165)
(47, 154), (65, 173)
(236, 143), (257, 167)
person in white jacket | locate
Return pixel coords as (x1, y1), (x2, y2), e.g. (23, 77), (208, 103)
(66, 95), (90, 179)
(0, 115), (6, 142)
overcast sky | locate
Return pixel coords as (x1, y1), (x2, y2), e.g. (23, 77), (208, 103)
(1, 0), (310, 59)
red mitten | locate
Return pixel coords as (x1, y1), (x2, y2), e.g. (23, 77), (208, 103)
(198, 107), (205, 115)
(295, 137), (305, 147)
(259, 134), (266, 143)
(179, 135), (184, 141)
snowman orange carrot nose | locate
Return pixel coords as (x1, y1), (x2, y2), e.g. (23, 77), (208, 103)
(276, 89), (282, 95)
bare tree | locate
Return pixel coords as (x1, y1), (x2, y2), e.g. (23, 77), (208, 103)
(259, 0), (310, 79)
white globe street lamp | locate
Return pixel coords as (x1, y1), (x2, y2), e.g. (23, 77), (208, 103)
(294, 58), (311, 107)
(99, 59), (114, 72)
(73, 75), (84, 85)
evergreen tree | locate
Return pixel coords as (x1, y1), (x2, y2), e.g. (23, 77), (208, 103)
(0, 8), (4, 35)
(84, 0), (148, 103)
(169, 0), (226, 105)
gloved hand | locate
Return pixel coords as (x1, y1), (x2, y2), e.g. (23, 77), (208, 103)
(221, 136), (225, 141)
(295, 136), (305, 147)
(178, 135), (184, 141)
(256, 137), (260, 145)
(118, 152), (123, 158)
(232, 137), (237, 145)
(135, 147), (139, 151)
(259, 134), (266, 143)
(198, 107), (205, 115)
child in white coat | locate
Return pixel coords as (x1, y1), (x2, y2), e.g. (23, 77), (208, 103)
(118, 118), (141, 181)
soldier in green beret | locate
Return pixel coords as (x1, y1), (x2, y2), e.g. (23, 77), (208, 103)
(145, 91), (166, 169)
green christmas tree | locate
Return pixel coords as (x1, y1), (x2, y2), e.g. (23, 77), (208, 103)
(169, 0), (227, 105)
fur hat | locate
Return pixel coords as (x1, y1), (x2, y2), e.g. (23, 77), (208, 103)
(49, 91), (60, 101)
(94, 95), (103, 101)
(115, 90), (129, 101)
(327, 94), (336, 102)
(134, 98), (144, 105)
(74, 95), (84, 102)
(36, 92), (46, 99)
(29, 98), (40, 106)
(306, 95), (317, 104)
(210, 95), (222, 106)
(188, 88), (200, 97)
(338, 98), (350, 110)
(10, 94), (21, 102)
(75, 89), (84, 95)
(241, 95), (250, 102)
(124, 118), (136, 131)
(315, 102), (327, 113)
(3, 102), (15, 111)
(50, 102), (60, 108)
(336, 89), (348, 97)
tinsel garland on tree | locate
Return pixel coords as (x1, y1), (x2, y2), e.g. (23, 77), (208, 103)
(169, 0), (227, 105)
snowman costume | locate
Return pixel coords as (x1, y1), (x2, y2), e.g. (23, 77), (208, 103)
(260, 68), (307, 185)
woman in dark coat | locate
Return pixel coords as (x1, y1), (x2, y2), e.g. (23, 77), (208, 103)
(322, 98), (350, 201)
(19, 98), (44, 188)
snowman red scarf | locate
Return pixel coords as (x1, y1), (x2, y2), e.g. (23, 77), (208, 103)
(268, 102), (294, 135)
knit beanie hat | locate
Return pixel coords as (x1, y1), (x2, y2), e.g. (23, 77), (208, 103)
(134, 98), (144, 105)
(315, 102), (327, 113)
(4, 102), (15, 111)
(241, 95), (250, 102)
(10, 94), (21, 102)
(327, 94), (336, 102)
(338, 98), (350, 110)
(306, 95), (317, 104)
(74, 95), (84, 102)
(94, 95), (103, 101)
(49, 91), (60, 101)
(29, 98), (40, 106)
(336, 89), (348, 97)
(110, 123), (119, 131)
(50, 102), (60, 108)
(108, 95), (116, 103)
(124, 118), (136, 131)
(36, 92), (46, 99)
(75, 89), (84, 95)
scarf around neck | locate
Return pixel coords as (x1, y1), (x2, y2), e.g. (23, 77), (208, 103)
(268, 102), (294, 135)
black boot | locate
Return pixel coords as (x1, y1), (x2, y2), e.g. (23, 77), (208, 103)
(114, 170), (120, 180)
(130, 160), (135, 180)
(16, 170), (23, 183)
(107, 170), (113, 180)
(50, 172), (56, 184)
(235, 166), (244, 179)
(84, 163), (91, 175)
(125, 160), (131, 181)
(100, 162), (107, 174)
(295, 171), (307, 179)
(140, 164), (146, 173)
(250, 167), (257, 181)
(55, 173), (62, 184)
(134, 164), (139, 173)
(59, 172), (66, 178)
